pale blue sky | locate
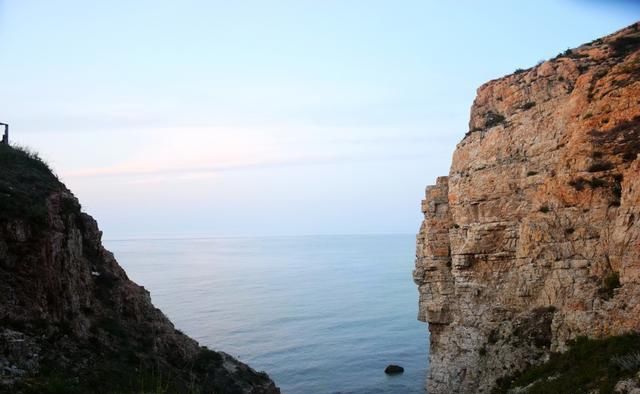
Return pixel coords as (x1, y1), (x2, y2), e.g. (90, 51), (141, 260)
(0, 1), (638, 238)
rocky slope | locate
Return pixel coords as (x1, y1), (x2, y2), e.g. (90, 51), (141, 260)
(414, 22), (640, 393)
(0, 145), (279, 393)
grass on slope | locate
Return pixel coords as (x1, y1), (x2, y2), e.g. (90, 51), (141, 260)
(493, 334), (640, 394)
(0, 144), (61, 227)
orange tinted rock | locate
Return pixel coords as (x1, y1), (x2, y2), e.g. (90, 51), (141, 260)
(415, 22), (640, 394)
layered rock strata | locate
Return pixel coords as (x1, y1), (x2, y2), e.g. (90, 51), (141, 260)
(414, 22), (640, 393)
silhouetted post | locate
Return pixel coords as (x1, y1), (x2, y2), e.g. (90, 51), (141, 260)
(0, 123), (8, 145)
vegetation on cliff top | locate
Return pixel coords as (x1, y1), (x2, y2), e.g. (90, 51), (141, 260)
(493, 334), (640, 394)
(0, 144), (61, 226)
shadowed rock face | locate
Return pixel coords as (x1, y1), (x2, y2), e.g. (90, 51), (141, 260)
(414, 22), (640, 394)
(0, 145), (279, 393)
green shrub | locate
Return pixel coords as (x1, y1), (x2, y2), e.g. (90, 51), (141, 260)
(193, 347), (223, 372)
(492, 333), (640, 394)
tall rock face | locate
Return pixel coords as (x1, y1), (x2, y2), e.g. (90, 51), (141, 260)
(414, 23), (640, 393)
(0, 145), (279, 393)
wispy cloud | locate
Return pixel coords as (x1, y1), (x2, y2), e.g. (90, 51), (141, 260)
(63, 151), (428, 179)
(56, 124), (441, 181)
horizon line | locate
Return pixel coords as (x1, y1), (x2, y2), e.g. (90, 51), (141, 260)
(103, 232), (417, 242)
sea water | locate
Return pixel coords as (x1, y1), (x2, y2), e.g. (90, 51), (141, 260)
(105, 234), (428, 393)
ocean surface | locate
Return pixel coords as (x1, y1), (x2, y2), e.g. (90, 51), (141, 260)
(105, 234), (428, 393)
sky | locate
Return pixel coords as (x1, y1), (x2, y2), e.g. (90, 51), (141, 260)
(0, 1), (638, 239)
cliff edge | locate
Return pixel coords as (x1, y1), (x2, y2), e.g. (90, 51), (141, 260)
(414, 22), (640, 393)
(0, 144), (279, 393)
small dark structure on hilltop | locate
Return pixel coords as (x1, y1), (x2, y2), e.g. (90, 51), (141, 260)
(1, 122), (8, 145)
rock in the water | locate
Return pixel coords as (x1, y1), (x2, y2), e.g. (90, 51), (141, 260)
(384, 365), (404, 374)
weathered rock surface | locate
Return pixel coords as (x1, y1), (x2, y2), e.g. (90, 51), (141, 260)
(0, 145), (279, 393)
(414, 22), (640, 393)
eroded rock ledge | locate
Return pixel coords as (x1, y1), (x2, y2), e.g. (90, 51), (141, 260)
(414, 22), (640, 394)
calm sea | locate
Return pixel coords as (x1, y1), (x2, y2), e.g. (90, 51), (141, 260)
(105, 234), (428, 393)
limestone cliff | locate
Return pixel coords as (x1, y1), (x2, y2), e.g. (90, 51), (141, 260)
(414, 22), (640, 393)
(0, 145), (279, 393)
